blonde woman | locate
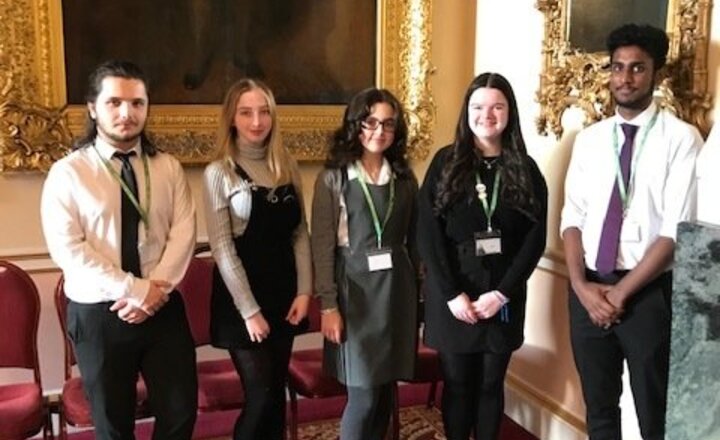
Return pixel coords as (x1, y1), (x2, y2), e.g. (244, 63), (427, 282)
(203, 79), (311, 439)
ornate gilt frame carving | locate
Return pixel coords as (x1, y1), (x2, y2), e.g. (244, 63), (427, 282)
(0, 0), (434, 172)
(536, 0), (712, 138)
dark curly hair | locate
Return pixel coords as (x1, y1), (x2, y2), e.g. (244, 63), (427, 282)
(324, 88), (411, 177)
(607, 23), (669, 71)
(74, 60), (156, 156)
(433, 72), (540, 220)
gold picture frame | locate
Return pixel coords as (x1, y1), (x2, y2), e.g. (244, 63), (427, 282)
(535, 0), (712, 138)
(0, 0), (434, 172)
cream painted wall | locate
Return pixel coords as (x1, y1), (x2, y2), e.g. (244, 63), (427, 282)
(0, 0), (477, 393)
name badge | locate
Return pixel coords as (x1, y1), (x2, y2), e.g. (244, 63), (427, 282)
(620, 220), (641, 242)
(475, 230), (502, 256)
(367, 248), (393, 272)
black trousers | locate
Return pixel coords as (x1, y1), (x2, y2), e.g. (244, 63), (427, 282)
(67, 293), (198, 440)
(340, 383), (394, 440)
(438, 350), (512, 440)
(569, 270), (672, 440)
(227, 329), (294, 440)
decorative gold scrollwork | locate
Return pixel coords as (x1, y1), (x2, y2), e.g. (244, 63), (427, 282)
(0, 51), (71, 172)
(0, 0), (435, 172)
(536, 0), (711, 138)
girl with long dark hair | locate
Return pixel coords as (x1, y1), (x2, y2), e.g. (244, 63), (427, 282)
(311, 88), (419, 440)
(417, 73), (547, 440)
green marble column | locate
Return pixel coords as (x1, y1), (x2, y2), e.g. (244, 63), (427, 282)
(667, 221), (720, 439)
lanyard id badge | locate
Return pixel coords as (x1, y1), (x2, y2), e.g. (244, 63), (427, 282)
(474, 171), (502, 256)
(367, 247), (393, 271)
(354, 163), (396, 272)
(475, 230), (502, 256)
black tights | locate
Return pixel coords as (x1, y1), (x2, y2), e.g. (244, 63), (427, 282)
(439, 350), (512, 440)
(228, 332), (293, 440)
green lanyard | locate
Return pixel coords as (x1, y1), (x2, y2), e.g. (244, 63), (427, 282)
(611, 108), (659, 212)
(92, 144), (152, 230)
(354, 163), (395, 249)
(475, 171), (501, 232)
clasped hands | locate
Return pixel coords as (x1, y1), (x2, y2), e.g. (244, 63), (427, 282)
(576, 281), (625, 329)
(447, 291), (506, 325)
(110, 280), (171, 324)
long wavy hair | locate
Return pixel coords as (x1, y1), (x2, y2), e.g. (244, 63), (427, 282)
(325, 88), (412, 178)
(74, 60), (156, 156)
(433, 72), (540, 220)
(217, 78), (293, 187)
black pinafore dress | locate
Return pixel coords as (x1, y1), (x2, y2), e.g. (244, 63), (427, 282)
(210, 164), (305, 349)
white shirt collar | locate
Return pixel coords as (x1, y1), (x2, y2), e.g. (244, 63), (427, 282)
(94, 137), (142, 161)
(614, 101), (658, 128)
(348, 158), (393, 185)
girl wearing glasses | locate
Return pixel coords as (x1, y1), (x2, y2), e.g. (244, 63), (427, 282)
(203, 79), (311, 439)
(417, 73), (547, 440)
(311, 88), (419, 440)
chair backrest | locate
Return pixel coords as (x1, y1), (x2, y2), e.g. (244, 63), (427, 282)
(53, 275), (78, 380)
(306, 295), (322, 333)
(0, 261), (41, 383)
(176, 256), (214, 346)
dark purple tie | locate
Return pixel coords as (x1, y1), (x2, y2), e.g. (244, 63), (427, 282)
(595, 123), (639, 274)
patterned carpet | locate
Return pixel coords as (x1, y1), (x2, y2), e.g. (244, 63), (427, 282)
(206, 405), (537, 440)
(294, 405), (444, 440)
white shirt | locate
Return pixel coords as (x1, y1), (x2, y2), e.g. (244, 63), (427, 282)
(41, 138), (196, 303)
(337, 159), (393, 246)
(560, 103), (702, 271)
(696, 123), (720, 225)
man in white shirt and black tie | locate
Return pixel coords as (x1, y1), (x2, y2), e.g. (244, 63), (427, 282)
(41, 60), (197, 439)
(561, 24), (702, 440)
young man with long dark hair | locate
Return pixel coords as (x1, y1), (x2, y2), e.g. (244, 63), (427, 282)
(42, 60), (197, 439)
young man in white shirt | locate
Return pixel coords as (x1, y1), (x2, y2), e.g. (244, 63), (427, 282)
(561, 24), (702, 440)
(41, 60), (197, 439)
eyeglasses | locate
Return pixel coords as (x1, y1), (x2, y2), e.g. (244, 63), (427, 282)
(360, 117), (397, 132)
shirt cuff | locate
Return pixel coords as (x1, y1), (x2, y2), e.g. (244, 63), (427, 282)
(240, 304), (261, 320)
(129, 277), (151, 306)
(319, 295), (338, 310)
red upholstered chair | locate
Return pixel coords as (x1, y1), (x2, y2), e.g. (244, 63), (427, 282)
(176, 255), (244, 412)
(0, 261), (51, 440)
(409, 294), (442, 409)
(412, 339), (441, 409)
(286, 297), (348, 440)
(54, 276), (150, 440)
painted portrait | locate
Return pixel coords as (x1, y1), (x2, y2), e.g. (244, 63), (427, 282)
(62, 0), (376, 105)
(567, 0), (668, 53)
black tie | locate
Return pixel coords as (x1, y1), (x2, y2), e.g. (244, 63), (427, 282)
(114, 151), (142, 277)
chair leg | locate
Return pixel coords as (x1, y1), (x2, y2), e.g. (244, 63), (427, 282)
(427, 381), (438, 409)
(58, 407), (68, 440)
(392, 383), (400, 440)
(288, 388), (299, 440)
(43, 409), (54, 440)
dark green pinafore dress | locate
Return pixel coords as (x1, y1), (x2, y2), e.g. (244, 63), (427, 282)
(324, 170), (418, 387)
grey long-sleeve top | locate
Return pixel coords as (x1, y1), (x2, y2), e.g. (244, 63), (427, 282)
(203, 144), (312, 319)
